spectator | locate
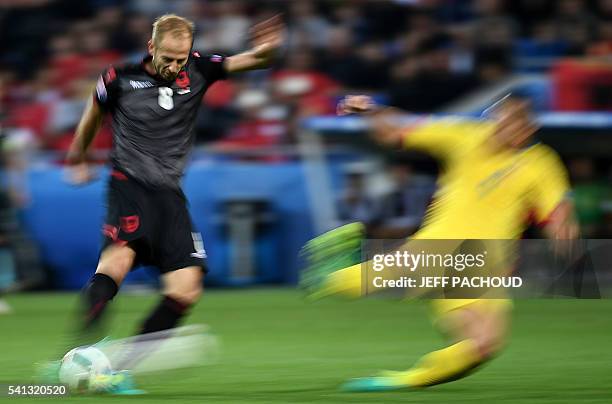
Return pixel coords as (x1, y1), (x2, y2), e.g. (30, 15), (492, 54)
(371, 161), (435, 239)
(0, 130), (45, 299)
(321, 26), (362, 88)
(272, 49), (340, 117)
(388, 34), (480, 111)
(337, 166), (383, 227)
(215, 88), (288, 159)
(211, 0), (250, 53)
(554, 0), (599, 55)
(288, 1), (331, 49)
(470, 0), (518, 48)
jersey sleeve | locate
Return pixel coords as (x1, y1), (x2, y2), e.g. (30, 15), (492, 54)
(528, 147), (571, 224)
(191, 51), (228, 85)
(94, 66), (120, 110)
(403, 118), (486, 161)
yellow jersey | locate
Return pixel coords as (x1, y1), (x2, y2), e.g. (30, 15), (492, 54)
(404, 118), (570, 240)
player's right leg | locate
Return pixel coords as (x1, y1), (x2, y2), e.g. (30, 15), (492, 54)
(390, 299), (510, 386)
(77, 171), (144, 343)
(37, 172), (142, 384)
(36, 244), (136, 386)
(79, 244), (136, 339)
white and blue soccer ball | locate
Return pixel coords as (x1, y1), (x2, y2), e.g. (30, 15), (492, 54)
(59, 346), (113, 392)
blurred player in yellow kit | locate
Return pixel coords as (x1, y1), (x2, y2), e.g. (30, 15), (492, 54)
(301, 94), (578, 391)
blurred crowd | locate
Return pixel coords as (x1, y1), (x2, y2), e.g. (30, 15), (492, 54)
(1, 0), (611, 155)
(0, 0), (611, 238)
(0, 0), (611, 299)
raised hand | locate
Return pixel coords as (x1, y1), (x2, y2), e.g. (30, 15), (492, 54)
(250, 14), (284, 60)
(337, 95), (376, 116)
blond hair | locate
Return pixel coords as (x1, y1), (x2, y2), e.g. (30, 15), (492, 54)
(152, 14), (195, 46)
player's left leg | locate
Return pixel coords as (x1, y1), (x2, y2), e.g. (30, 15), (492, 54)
(139, 266), (203, 335)
(112, 266), (204, 372)
(342, 299), (511, 392)
(396, 300), (510, 386)
(74, 244), (137, 347)
(138, 186), (206, 335)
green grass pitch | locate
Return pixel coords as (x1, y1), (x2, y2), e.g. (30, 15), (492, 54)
(1, 289), (611, 403)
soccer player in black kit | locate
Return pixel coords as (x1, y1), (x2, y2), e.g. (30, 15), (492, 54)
(45, 14), (283, 393)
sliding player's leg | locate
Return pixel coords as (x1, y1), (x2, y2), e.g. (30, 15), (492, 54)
(301, 231), (455, 299)
(342, 298), (511, 392)
(300, 223), (365, 298)
(397, 299), (510, 386)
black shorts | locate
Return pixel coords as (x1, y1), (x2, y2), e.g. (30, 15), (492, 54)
(101, 170), (207, 273)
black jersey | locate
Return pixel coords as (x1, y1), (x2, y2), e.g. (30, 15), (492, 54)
(94, 52), (227, 189)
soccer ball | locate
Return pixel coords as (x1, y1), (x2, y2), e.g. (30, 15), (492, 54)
(58, 346), (113, 392)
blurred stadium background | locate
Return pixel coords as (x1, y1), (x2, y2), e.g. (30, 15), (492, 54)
(0, 1), (611, 401)
(1, 0), (611, 290)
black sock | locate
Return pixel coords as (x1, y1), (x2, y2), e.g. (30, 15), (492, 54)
(81, 273), (118, 331)
(139, 295), (191, 335)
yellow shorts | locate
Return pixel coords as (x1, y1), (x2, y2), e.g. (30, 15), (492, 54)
(429, 297), (513, 319)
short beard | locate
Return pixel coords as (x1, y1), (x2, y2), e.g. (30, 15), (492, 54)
(153, 59), (177, 81)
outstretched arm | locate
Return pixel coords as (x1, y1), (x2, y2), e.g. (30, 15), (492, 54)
(337, 95), (410, 148)
(224, 15), (284, 73)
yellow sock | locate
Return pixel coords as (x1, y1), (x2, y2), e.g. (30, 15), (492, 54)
(395, 339), (484, 387)
(318, 263), (363, 298)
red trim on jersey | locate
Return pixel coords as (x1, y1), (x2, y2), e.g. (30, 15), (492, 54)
(534, 202), (568, 228)
(525, 209), (540, 227)
(104, 66), (117, 84)
(120, 215), (140, 233)
(175, 70), (190, 89)
(111, 169), (128, 180)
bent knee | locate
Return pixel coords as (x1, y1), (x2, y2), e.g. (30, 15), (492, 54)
(166, 285), (202, 306)
(162, 266), (204, 306)
(96, 245), (136, 284)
